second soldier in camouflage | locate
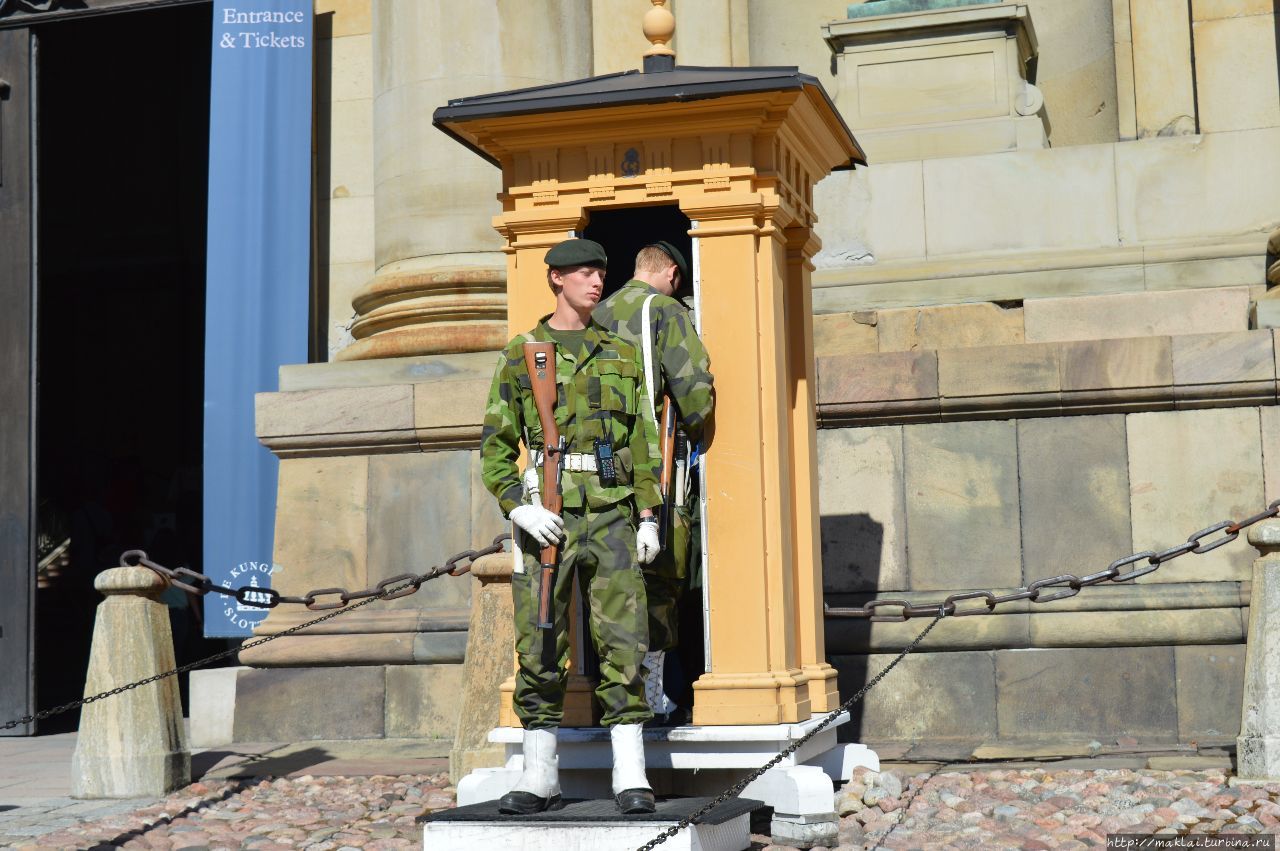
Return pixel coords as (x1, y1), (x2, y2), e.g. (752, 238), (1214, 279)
(593, 239), (715, 726)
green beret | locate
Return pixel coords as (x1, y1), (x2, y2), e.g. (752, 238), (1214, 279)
(545, 238), (607, 270)
(650, 240), (690, 288)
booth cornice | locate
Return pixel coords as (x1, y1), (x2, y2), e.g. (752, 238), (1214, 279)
(443, 90), (862, 170)
(492, 211), (587, 236)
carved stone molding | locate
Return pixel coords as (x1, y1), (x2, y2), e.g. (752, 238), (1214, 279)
(337, 266), (507, 361)
(816, 329), (1280, 428)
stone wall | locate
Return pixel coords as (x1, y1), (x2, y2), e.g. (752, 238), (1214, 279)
(801, 2), (1280, 321)
(804, 265), (1280, 748)
(756, 0), (1120, 149)
(268, 0), (1280, 748)
(309, 0), (1280, 353)
(811, 129), (1279, 309)
(217, 355), (504, 743)
(238, 299), (1278, 746)
(813, 285), (1260, 357)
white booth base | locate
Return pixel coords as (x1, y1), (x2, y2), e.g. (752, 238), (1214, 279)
(422, 797), (759, 851)
(422, 817), (750, 851)
(455, 711), (878, 848)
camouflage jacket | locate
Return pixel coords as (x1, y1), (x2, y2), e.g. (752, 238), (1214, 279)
(481, 317), (662, 518)
(593, 279), (715, 443)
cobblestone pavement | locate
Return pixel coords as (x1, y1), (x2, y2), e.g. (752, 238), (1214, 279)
(1, 773), (449, 850)
(5, 763), (1280, 849)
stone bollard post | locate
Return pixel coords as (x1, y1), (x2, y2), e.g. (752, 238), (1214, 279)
(71, 565), (190, 798)
(1237, 519), (1280, 782)
(449, 551), (515, 784)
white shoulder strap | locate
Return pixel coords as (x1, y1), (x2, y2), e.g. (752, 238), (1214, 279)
(640, 294), (659, 425)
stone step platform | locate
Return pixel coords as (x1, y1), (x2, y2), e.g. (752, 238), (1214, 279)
(421, 796), (763, 851)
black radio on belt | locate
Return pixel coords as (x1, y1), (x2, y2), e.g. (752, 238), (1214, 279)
(594, 437), (618, 486)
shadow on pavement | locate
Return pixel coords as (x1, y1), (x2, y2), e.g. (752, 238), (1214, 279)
(193, 744), (333, 780)
(88, 781), (250, 850)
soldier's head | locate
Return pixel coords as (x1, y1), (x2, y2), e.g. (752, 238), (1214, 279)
(633, 241), (689, 297)
(545, 238), (608, 313)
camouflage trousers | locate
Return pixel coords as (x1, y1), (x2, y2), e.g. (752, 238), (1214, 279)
(512, 502), (653, 730)
(643, 502), (695, 652)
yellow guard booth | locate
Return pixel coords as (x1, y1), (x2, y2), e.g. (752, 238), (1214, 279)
(433, 8), (865, 732)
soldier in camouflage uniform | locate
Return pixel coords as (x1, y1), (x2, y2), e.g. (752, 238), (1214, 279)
(594, 240), (714, 727)
(481, 238), (662, 816)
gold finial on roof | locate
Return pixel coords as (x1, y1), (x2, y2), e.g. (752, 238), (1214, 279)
(642, 0), (675, 67)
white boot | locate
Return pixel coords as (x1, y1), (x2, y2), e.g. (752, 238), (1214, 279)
(611, 723), (656, 814)
(642, 650), (677, 718)
(498, 728), (562, 814)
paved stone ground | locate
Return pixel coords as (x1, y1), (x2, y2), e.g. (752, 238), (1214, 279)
(6, 733), (1280, 849)
(6, 762), (1280, 849)
(816, 765), (1280, 850)
(3, 774), (451, 850)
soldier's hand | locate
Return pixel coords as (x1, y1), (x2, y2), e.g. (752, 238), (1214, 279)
(509, 504), (565, 547)
(636, 518), (660, 565)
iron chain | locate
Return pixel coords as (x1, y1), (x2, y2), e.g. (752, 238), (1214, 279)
(637, 499), (1280, 849)
(0, 533), (511, 731)
(825, 499), (1280, 622)
(119, 533), (510, 611)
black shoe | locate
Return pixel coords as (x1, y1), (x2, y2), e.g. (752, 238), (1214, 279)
(498, 790), (564, 815)
(616, 788), (656, 814)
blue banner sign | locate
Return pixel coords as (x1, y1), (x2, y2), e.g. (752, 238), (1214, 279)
(203, 0), (312, 637)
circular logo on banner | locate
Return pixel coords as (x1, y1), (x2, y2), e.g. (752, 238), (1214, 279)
(219, 560), (279, 633)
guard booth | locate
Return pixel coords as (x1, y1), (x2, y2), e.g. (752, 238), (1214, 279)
(433, 9), (868, 831)
(434, 44), (865, 728)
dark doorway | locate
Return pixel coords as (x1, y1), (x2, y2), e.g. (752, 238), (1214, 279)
(33, 3), (215, 731)
(583, 204), (693, 300)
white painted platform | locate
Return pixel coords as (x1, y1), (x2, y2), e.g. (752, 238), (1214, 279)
(422, 814), (750, 851)
(422, 797), (759, 851)
(455, 711), (876, 848)
(486, 710), (876, 773)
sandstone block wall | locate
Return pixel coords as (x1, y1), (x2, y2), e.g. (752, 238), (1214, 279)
(814, 294), (1277, 747)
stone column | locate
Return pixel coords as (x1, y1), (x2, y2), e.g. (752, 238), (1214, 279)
(71, 566), (190, 798)
(338, 0), (593, 361)
(673, 0), (748, 67)
(592, 0), (651, 76)
(1237, 519), (1280, 781)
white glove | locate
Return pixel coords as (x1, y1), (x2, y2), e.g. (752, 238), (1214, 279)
(636, 519), (661, 565)
(510, 504), (565, 548)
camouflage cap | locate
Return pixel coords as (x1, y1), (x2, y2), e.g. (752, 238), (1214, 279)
(649, 240), (689, 287)
(545, 238), (608, 270)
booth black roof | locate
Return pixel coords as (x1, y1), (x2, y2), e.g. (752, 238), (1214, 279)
(432, 65), (863, 168)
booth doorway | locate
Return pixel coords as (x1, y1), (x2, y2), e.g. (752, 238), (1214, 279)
(584, 204), (693, 300)
(584, 202), (706, 709)
(31, 3), (215, 731)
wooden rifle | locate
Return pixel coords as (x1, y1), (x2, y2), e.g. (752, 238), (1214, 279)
(523, 341), (564, 631)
